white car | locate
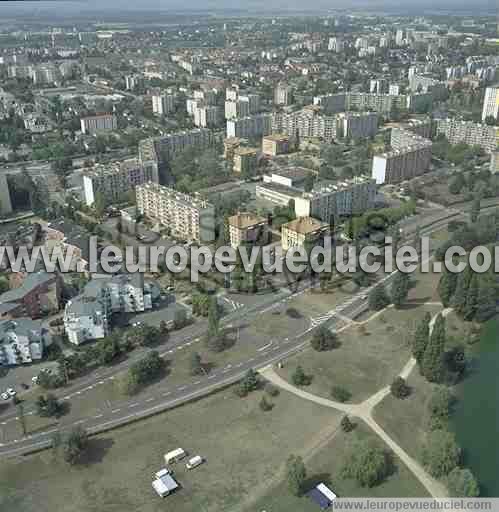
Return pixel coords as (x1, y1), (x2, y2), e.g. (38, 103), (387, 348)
(1, 392), (9, 400)
(6, 388), (16, 397)
(31, 376), (39, 384)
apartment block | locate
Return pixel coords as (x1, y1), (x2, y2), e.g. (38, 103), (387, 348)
(490, 151), (499, 174)
(371, 142), (432, 185)
(281, 217), (329, 251)
(435, 118), (499, 154)
(338, 112), (378, 139)
(64, 274), (158, 345)
(313, 93), (347, 114)
(262, 134), (291, 156)
(482, 86), (499, 121)
(83, 157), (159, 207)
(193, 104), (222, 127)
(225, 99), (250, 120)
(226, 113), (272, 139)
(274, 82), (293, 106)
(80, 113), (117, 135)
(263, 167), (316, 189)
(228, 213), (268, 248)
(151, 92), (175, 116)
(294, 177), (377, 221)
(233, 147), (258, 175)
(0, 318), (52, 366)
(136, 183), (215, 242)
(272, 107), (338, 140)
(346, 93), (406, 115)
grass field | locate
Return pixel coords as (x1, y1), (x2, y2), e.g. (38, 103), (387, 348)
(0, 387), (343, 512)
(276, 303), (441, 403)
(250, 422), (429, 511)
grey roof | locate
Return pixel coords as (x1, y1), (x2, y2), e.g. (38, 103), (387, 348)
(65, 294), (104, 317)
(0, 317), (47, 339)
(0, 272), (55, 304)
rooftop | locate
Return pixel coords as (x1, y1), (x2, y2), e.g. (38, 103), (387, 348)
(228, 213), (267, 229)
(0, 272), (55, 304)
(282, 216), (329, 235)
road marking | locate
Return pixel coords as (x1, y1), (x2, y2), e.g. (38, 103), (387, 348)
(111, 408), (121, 413)
(193, 380), (201, 385)
(208, 374), (216, 379)
(258, 341), (273, 352)
(178, 385), (187, 391)
(145, 397), (154, 402)
(74, 420), (85, 425)
(129, 403), (139, 408)
(98, 381), (104, 385)
(75, 391), (81, 395)
(93, 414), (103, 419)
(162, 392), (171, 396)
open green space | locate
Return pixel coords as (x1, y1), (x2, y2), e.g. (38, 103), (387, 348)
(250, 422), (429, 511)
(0, 386), (342, 512)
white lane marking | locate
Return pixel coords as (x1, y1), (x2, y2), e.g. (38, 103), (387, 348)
(145, 397), (154, 402)
(111, 408), (121, 413)
(93, 414), (103, 419)
(129, 403), (139, 408)
(258, 341), (273, 352)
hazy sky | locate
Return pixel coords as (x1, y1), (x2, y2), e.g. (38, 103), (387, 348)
(0, 0), (496, 16)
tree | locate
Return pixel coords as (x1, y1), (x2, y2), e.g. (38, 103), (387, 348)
(331, 386), (351, 402)
(413, 312), (431, 365)
(17, 403), (27, 437)
(422, 429), (461, 478)
(190, 352), (203, 376)
(475, 273), (497, 322)
(259, 395), (272, 411)
(291, 365), (308, 386)
(122, 351), (164, 395)
(437, 268), (458, 307)
(341, 415), (354, 432)
(36, 394), (62, 417)
(390, 377), (410, 399)
(471, 198), (481, 223)
(342, 439), (391, 487)
(452, 266), (472, 317)
(310, 326), (339, 351)
(421, 314), (446, 383)
(427, 387), (454, 430)
(369, 285), (390, 311)
(463, 274), (479, 321)
(63, 426), (89, 465)
(447, 468), (480, 497)
(97, 333), (122, 365)
(236, 369), (260, 397)
(286, 455), (307, 496)
(391, 272), (410, 308)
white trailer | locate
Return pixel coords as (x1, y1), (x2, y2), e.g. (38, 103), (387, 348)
(164, 448), (186, 464)
(186, 455), (204, 470)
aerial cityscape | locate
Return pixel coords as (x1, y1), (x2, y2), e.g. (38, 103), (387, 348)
(0, 2), (497, 510)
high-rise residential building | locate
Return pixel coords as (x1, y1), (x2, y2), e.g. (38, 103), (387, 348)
(125, 74), (143, 91)
(239, 94), (260, 114)
(395, 29), (405, 46)
(371, 141), (432, 185)
(136, 183), (215, 242)
(226, 114), (272, 138)
(272, 107), (338, 140)
(337, 112), (378, 140)
(313, 93), (347, 114)
(233, 147), (258, 175)
(225, 99), (250, 119)
(228, 213), (268, 249)
(294, 177), (377, 221)
(490, 151), (499, 174)
(83, 158), (159, 207)
(80, 113), (117, 135)
(193, 104), (222, 127)
(435, 118), (499, 154)
(281, 217), (329, 251)
(151, 92), (175, 116)
(328, 37), (344, 52)
(346, 92), (407, 114)
(389, 84), (401, 96)
(274, 82), (293, 106)
(138, 128), (218, 182)
(482, 86), (499, 121)
(370, 79), (388, 94)
(262, 134), (290, 156)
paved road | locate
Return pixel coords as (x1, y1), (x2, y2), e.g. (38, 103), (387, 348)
(0, 211), (464, 456)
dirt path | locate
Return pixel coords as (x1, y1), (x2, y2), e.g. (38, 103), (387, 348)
(259, 308), (454, 499)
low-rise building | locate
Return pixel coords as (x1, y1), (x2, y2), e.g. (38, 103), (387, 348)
(0, 318), (52, 366)
(0, 272), (59, 320)
(281, 217), (329, 251)
(63, 273), (158, 345)
(228, 213), (268, 248)
(262, 134), (290, 156)
(263, 167), (315, 189)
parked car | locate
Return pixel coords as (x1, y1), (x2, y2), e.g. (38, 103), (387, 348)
(186, 455), (204, 470)
(31, 375), (39, 384)
(1, 392), (9, 400)
(6, 388), (16, 397)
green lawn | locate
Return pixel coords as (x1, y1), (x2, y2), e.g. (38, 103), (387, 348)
(277, 303), (442, 403)
(0, 386), (343, 512)
(250, 422), (429, 511)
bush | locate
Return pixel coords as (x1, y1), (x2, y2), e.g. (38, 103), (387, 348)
(340, 415), (354, 432)
(264, 382), (280, 397)
(447, 467), (480, 497)
(422, 429), (461, 478)
(259, 396), (273, 411)
(292, 365), (310, 386)
(331, 386), (351, 402)
(390, 377), (411, 399)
